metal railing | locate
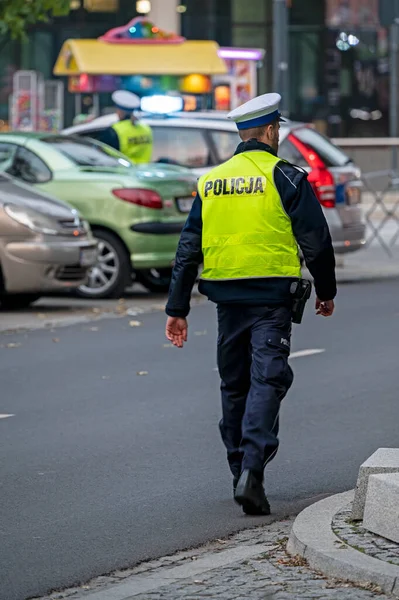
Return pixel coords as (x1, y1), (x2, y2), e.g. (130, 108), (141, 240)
(360, 170), (399, 256)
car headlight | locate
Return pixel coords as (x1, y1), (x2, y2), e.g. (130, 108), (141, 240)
(4, 203), (59, 235)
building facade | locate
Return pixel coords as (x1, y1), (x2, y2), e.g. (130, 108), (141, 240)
(0, 0), (392, 135)
(181, 0), (390, 137)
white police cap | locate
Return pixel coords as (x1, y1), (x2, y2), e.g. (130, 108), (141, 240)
(112, 90), (141, 112)
(227, 92), (285, 130)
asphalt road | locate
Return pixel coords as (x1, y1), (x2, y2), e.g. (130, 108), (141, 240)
(1, 280), (399, 600)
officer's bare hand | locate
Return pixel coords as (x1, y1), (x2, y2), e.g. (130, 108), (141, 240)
(315, 298), (335, 317)
(166, 317), (188, 348)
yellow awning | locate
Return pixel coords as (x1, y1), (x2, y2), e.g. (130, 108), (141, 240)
(54, 39), (227, 76)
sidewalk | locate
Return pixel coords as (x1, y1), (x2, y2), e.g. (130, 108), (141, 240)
(336, 247), (399, 282)
(34, 511), (393, 600)
(303, 245), (399, 284)
(288, 491), (399, 598)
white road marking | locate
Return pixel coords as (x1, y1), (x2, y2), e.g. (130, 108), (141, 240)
(212, 348), (325, 372)
(0, 414), (14, 419)
(290, 349), (325, 359)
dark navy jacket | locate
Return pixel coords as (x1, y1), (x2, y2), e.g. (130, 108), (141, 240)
(99, 119), (124, 151)
(166, 139), (337, 318)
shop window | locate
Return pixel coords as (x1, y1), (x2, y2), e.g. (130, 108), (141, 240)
(21, 32), (53, 79)
(289, 31), (323, 123)
(232, 25), (266, 49)
(232, 0), (266, 23)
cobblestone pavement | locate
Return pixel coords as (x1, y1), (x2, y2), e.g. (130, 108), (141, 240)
(34, 518), (394, 600)
(333, 504), (399, 568)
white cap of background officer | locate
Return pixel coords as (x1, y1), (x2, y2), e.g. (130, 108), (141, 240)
(112, 90), (141, 114)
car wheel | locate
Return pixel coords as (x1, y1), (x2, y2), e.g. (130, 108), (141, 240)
(77, 230), (130, 299)
(136, 268), (172, 293)
(0, 294), (41, 310)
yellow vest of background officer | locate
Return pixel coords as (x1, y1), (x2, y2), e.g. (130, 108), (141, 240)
(111, 119), (153, 164)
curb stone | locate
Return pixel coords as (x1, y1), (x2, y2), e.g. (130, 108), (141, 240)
(287, 490), (399, 596)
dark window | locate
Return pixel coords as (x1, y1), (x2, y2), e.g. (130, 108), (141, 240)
(279, 139), (308, 167)
(0, 142), (18, 171)
(7, 146), (51, 183)
(210, 130), (240, 162)
(42, 136), (132, 168)
(152, 126), (211, 168)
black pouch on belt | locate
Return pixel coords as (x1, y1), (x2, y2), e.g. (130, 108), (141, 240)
(290, 279), (312, 324)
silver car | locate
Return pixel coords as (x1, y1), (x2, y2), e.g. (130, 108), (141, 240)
(0, 173), (97, 309)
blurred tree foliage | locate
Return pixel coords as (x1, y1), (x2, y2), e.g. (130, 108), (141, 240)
(0, 0), (70, 39)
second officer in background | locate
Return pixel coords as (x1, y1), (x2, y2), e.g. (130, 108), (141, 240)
(165, 93), (336, 516)
(101, 90), (153, 164)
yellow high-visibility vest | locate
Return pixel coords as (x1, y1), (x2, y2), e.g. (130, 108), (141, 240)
(112, 119), (153, 164)
(198, 151), (301, 281)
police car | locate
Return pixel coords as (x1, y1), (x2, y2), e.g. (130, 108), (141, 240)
(63, 99), (365, 255)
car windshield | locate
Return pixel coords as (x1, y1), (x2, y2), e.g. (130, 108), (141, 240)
(42, 136), (134, 168)
(293, 127), (351, 167)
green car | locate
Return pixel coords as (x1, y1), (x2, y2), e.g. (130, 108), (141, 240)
(0, 133), (197, 298)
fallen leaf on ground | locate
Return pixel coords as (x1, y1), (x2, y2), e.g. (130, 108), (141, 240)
(6, 342), (21, 348)
(52, 338), (60, 343)
(137, 371), (148, 376)
(129, 320), (142, 327)
(216, 539), (227, 544)
(36, 313), (47, 319)
(91, 308), (102, 314)
(115, 305), (127, 314)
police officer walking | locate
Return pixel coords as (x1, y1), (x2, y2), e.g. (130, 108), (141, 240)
(165, 93), (336, 516)
(100, 90), (153, 164)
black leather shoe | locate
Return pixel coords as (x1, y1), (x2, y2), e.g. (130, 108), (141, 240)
(234, 469), (271, 516)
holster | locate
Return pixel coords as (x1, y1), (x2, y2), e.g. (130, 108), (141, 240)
(290, 279), (312, 324)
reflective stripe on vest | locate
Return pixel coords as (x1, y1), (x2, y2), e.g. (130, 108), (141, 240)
(198, 151), (301, 281)
(112, 119), (153, 164)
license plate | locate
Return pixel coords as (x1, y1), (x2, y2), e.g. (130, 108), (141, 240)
(80, 247), (97, 266)
(176, 197), (194, 213)
(345, 185), (361, 205)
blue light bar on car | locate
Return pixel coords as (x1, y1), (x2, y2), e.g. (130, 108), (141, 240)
(140, 95), (184, 115)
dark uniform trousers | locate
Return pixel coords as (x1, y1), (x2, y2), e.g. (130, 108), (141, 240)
(217, 304), (294, 479)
